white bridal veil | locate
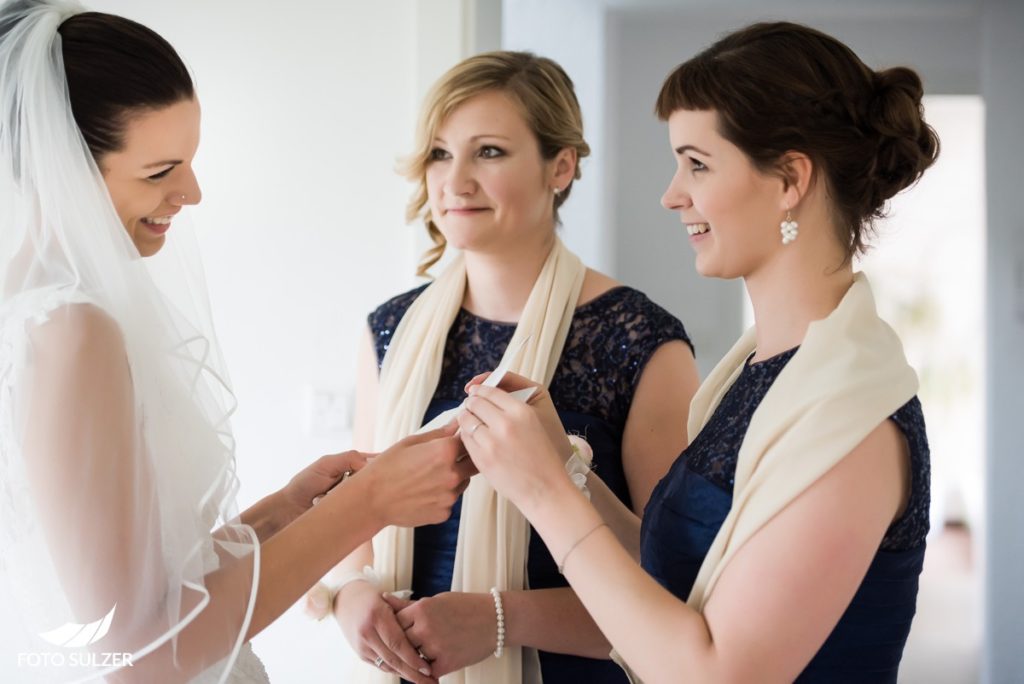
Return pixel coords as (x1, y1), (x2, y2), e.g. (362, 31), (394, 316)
(0, 1), (259, 681)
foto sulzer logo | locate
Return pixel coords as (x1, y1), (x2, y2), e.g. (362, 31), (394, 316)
(38, 605), (116, 648)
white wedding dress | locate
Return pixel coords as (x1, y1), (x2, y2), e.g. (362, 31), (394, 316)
(0, 292), (270, 684)
(0, 2), (273, 679)
(225, 646), (271, 684)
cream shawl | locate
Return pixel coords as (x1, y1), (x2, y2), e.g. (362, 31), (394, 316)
(685, 272), (917, 607)
(366, 238), (585, 684)
(614, 272), (918, 681)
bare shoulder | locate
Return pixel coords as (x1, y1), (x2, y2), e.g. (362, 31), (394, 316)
(777, 418), (909, 536)
(29, 302), (126, 364)
(835, 418), (910, 521)
(578, 268), (622, 306)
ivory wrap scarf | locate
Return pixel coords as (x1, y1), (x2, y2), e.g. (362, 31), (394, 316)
(366, 239), (585, 684)
(614, 273), (918, 681)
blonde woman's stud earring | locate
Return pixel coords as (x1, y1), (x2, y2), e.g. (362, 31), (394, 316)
(780, 210), (799, 245)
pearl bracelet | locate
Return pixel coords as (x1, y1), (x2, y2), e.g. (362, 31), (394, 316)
(489, 587), (505, 658)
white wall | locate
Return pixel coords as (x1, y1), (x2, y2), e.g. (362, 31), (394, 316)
(85, 0), (499, 679)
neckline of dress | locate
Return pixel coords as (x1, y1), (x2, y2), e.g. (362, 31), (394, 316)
(458, 285), (631, 327)
(744, 345), (799, 369)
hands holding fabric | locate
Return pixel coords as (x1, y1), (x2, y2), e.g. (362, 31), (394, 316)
(318, 425), (475, 683)
(457, 372), (577, 517)
(279, 450), (370, 519)
(327, 371), (578, 684)
(359, 425), (478, 528)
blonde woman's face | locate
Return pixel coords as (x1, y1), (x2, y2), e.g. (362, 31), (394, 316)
(425, 90), (569, 256)
(99, 98), (202, 257)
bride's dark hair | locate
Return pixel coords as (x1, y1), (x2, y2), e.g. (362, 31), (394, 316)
(58, 10), (194, 160)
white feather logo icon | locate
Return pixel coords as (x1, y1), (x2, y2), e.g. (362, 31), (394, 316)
(38, 605), (116, 648)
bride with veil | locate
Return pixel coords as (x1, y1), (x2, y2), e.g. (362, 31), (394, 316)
(0, 1), (473, 682)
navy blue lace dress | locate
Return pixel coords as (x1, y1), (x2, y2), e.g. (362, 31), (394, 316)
(640, 347), (931, 683)
(370, 285), (692, 684)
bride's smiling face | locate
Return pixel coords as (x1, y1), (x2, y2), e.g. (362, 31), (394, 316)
(98, 98), (202, 258)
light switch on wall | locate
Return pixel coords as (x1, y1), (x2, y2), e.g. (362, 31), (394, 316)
(305, 385), (351, 438)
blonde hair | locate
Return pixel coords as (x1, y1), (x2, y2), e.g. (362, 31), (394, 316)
(400, 51), (591, 277)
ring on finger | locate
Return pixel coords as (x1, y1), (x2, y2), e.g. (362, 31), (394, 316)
(374, 655), (384, 669)
(469, 420), (483, 435)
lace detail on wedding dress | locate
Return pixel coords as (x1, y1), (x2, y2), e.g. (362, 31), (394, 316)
(223, 644), (271, 683)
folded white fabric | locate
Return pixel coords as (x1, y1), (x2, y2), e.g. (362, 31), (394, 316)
(416, 336), (537, 434)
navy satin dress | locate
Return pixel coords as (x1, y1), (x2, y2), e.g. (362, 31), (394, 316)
(370, 285), (692, 683)
(640, 348), (931, 683)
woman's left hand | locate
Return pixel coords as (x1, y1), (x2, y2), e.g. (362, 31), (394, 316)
(280, 450), (371, 519)
(457, 383), (568, 514)
(383, 592), (500, 678)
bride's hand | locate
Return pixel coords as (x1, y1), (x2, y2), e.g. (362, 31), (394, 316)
(361, 423), (477, 529)
(281, 450), (371, 519)
(457, 381), (572, 514)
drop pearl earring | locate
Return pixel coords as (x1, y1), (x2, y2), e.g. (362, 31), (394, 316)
(780, 210), (799, 245)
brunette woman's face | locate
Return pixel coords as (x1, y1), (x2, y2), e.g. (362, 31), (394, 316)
(660, 108), (788, 280)
(99, 98), (202, 257)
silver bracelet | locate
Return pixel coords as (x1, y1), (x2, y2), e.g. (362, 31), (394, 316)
(557, 522), (608, 574)
(489, 587), (505, 658)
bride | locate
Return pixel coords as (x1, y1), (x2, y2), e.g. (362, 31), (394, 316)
(0, 1), (473, 682)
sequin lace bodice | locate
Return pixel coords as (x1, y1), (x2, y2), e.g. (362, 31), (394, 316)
(371, 285), (693, 429)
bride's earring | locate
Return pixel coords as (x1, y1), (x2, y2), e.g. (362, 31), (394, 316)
(780, 210), (799, 245)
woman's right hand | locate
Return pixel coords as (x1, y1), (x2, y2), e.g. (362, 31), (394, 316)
(357, 422), (475, 529)
(464, 371), (572, 460)
(457, 376), (575, 516)
(336, 580), (436, 683)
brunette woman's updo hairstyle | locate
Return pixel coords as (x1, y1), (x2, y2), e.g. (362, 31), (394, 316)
(655, 21), (939, 260)
(57, 10), (194, 160)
